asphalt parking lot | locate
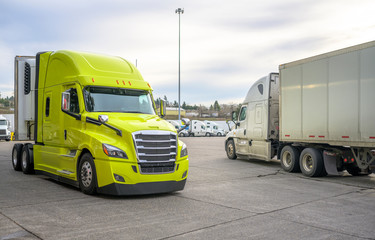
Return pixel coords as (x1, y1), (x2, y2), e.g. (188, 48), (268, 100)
(1, 137), (375, 240)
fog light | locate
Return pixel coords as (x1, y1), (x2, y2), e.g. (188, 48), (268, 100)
(114, 174), (125, 182)
(182, 170), (187, 179)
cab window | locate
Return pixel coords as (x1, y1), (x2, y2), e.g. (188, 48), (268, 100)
(62, 88), (80, 114)
(239, 106), (247, 121)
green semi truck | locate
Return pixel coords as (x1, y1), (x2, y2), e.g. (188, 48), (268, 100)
(12, 50), (189, 195)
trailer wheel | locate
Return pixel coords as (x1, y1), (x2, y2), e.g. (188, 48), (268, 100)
(12, 144), (23, 171)
(226, 139), (237, 159)
(280, 146), (300, 173)
(299, 148), (324, 177)
(78, 153), (97, 195)
(21, 144), (34, 174)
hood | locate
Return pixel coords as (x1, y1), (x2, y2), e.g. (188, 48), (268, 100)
(86, 113), (176, 134)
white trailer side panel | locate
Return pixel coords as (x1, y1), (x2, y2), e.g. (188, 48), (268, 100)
(14, 56), (36, 141)
(360, 46), (375, 141)
(280, 65), (302, 140)
(280, 41), (375, 147)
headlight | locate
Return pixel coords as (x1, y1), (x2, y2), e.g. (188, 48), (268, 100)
(180, 143), (188, 158)
(102, 144), (128, 159)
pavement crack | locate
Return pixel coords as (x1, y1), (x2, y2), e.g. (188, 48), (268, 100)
(156, 215), (253, 240)
(0, 210), (43, 240)
(257, 169), (281, 178)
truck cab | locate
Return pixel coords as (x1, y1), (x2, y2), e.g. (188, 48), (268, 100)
(225, 73), (279, 161)
(12, 50), (189, 195)
(0, 115), (11, 141)
(204, 120), (225, 136)
(189, 120), (207, 137)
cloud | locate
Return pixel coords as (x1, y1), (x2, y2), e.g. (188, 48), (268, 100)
(1, 0), (375, 106)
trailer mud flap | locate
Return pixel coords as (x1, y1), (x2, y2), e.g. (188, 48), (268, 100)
(323, 151), (339, 176)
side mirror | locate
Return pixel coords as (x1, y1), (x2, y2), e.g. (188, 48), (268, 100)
(181, 118), (190, 126)
(62, 92), (70, 111)
(178, 118), (190, 133)
(231, 111), (238, 122)
(98, 115), (109, 123)
(160, 100), (166, 118)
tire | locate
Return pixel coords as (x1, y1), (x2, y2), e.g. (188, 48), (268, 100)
(226, 139), (237, 160)
(6, 138), (10, 142)
(280, 145), (300, 173)
(179, 132), (185, 137)
(12, 144), (23, 171)
(205, 132), (211, 137)
(299, 148), (324, 177)
(78, 153), (97, 195)
(217, 132), (222, 136)
(21, 144), (34, 174)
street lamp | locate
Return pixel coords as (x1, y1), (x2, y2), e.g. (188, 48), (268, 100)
(175, 8), (184, 122)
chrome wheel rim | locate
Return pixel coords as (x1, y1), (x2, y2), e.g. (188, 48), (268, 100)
(81, 161), (92, 188)
(12, 149), (18, 166)
(302, 154), (313, 172)
(282, 151), (292, 168)
(22, 150), (27, 169)
(228, 143), (234, 156)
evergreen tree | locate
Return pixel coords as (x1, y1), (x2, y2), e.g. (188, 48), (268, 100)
(214, 100), (221, 111)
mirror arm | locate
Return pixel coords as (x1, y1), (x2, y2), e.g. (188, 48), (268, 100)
(85, 116), (122, 136)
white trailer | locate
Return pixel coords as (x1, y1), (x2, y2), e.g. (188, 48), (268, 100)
(14, 56), (36, 141)
(225, 41), (375, 177)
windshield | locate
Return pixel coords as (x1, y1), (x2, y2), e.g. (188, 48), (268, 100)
(83, 86), (155, 114)
(0, 120), (6, 125)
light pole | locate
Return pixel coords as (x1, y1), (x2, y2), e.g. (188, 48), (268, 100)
(175, 8), (184, 122)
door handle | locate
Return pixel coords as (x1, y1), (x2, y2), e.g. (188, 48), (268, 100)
(64, 130), (67, 140)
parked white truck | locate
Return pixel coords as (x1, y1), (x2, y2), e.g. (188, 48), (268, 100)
(225, 41), (375, 177)
(189, 120), (208, 137)
(204, 121), (225, 136)
(0, 115), (11, 141)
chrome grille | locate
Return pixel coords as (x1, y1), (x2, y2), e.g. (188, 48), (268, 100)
(132, 130), (177, 174)
(0, 130), (6, 135)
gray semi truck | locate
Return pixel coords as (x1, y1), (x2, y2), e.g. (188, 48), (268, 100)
(225, 41), (375, 177)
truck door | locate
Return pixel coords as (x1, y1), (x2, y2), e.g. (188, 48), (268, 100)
(60, 84), (83, 174)
(236, 105), (249, 154)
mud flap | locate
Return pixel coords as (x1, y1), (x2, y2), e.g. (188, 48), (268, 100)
(323, 151), (339, 176)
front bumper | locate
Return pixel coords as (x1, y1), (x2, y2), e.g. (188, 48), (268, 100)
(0, 135), (10, 140)
(97, 179), (186, 195)
(94, 157), (189, 195)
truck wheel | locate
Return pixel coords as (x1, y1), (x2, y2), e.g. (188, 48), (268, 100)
(280, 146), (300, 172)
(217, 132), (222, 136)
(299, 148), (324, 177)
(205, 132), (211, 137)
(179, 132), (185, 137)
(21, 144), (34, 174)
(12, 144), (23, 171)
(226, 139), (237, 159)
(78, 153), (97, 195)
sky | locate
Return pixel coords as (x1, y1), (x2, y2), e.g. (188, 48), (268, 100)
(0, 0), (374, 106)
